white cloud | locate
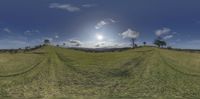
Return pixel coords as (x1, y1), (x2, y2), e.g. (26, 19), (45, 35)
(120, 29), (140, 39)
(155, 27), (171, 36)
(155, 27), (176, 40)
(24, 30), (40, 36)
(55, 35), (59, 39)
(95, 21), (107, 29)
(89, 40), (130, 48)
(49, 3), (80, 12)
(95, 42), (105, 47)
(164, 35), (173, 40)
(82, 4), (96, 8)
(95, 19), (116, 29)
(61, 39), (131, 48)
(68, 39), (82, 46)
(3, 28), (11, 33)
(110, 19), (116, 23)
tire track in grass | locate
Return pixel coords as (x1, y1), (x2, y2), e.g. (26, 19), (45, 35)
(0, 58), (46, 77)
(158, 51), (200, 77)
(109, 50), (153, 77)
(56, 49), (154, 76)
(55, 52), (81, 73)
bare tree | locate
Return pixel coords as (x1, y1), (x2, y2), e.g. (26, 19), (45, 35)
(121, 29), (140, 48)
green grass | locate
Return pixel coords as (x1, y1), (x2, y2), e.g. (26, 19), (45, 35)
(0, 46), (200, 99)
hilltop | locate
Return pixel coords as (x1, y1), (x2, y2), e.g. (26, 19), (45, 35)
(0, 46), (200, 99)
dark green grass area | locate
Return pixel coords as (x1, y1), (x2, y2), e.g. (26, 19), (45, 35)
(0, 46), (200, 99)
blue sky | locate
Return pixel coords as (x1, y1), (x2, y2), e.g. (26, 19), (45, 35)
(0, 0), (200, 49)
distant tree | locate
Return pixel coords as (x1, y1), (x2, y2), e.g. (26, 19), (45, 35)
(154, 39), (167, 48)
(154, 40), (160, 47)
(24, 46), (30, 52)
(25, 46), (30, 50)
(13, 50), (18, 54)
(44, 39), (50, 45)
(56, 44), (59, 47)
(143, 42), (146, 46)
(63, 43), (66, 46)
(134, 44), (138, 47)
(160, 41), (167, 47)
(167, 46), (172, 49)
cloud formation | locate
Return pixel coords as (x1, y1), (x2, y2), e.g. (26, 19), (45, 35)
(95, 21), (107, 29)
(3, 28), (11, 33)
(164, 35), (173, 40)
(82, 4), (96, 8)
(155, 27), (176, 40)
(49, 3), (80, 12)
(120, 29), (140, 39)
(24, 30), (40, 36)
(68, 40), (82, 46)
(95, 42), (105, 47)
(55, 35), (59, 39)
(155, 27), (171, 36)
(95, 19), (116, 29)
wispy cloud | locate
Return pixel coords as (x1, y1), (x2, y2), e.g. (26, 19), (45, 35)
(55, 35), (59, 39)
(0, 28), (12, 33)
(120, 29), (140, 39)
(155, 27), (171, 36)
(82, 4), (96, 8)
(61, 39), (131, 48)
(95, 19), (116, 29)
(93, 40), (131, 48)
(24, 30), (40, 36)
(95, 21), (107, 29)
(49, 3), (80, 12)
(164, 35), (173, 40)
(155, 27), (176, 40)
(65, 39), (82, 47)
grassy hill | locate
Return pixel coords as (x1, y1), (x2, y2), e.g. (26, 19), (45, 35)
(0, 46), (200, 99)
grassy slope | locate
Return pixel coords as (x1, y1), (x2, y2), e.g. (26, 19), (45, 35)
(0, 46), (200, 99)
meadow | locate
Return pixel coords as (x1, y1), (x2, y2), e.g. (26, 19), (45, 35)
(0, 46), (200, 99)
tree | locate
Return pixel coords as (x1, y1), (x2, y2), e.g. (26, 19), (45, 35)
(143, 42), (146, 46)
(131, 38), (136, 48)
(154, 39), (167, 48)
(121, 29), (140, 48)
(160, 41), (167, 47)
(167, 46), (172, 49)
(154, 40), (160, 47)
(63, 43), (66, 46)
(44, 39), (50, 45)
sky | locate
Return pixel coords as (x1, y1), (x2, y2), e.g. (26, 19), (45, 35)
(0, 0), (200, 49)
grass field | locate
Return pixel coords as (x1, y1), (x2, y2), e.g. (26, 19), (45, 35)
(0, 46), (200, 99)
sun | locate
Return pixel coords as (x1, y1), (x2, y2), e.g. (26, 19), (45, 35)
(96, 34), (104, 41)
